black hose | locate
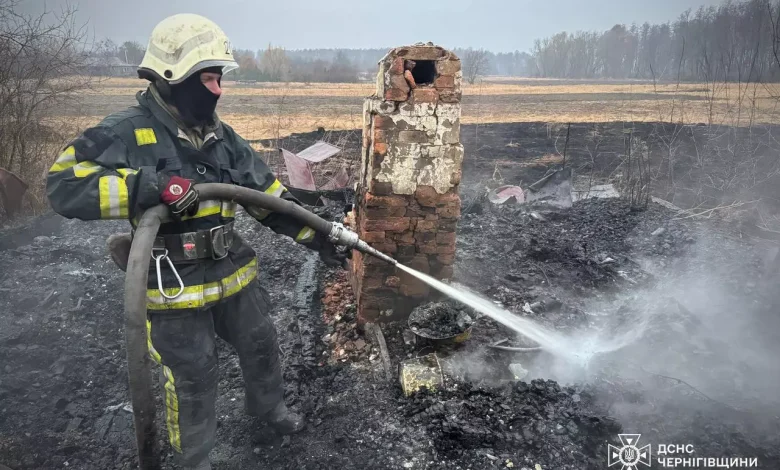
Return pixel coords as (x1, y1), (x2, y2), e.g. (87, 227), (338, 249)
(124, 183), (341, 469)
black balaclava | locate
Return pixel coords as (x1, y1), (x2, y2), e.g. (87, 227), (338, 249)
(168, 66), (222, 126)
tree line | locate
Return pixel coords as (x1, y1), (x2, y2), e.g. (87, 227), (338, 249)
(531, 0), (780, 82)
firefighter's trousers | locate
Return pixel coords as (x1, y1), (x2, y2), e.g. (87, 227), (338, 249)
(146, 279), (284, 467)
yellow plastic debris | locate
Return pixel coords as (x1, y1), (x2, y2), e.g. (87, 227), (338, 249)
(399, 353), (444, 397)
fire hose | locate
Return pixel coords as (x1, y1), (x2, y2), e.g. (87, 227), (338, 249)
(123, 183), (396, 469)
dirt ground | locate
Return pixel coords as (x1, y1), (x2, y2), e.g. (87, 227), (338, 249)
(2, 121), (780, 469)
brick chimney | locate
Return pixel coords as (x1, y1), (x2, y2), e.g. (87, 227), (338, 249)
(346, 43), (463, 324)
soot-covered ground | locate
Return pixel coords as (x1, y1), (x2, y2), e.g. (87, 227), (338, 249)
(2, 123), (780, 469)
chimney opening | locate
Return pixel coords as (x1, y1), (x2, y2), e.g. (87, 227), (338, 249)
(407, 59), (436, 86)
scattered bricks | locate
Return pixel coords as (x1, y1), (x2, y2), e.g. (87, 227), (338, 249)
(365, 193), (409, 207)
(415, 220), (438, 232)
(436, 232), (456, 245)
(364, 217), (410, 232)
(365, 206), (406, 218)
(389, 74), (411, 94)
(389, 56), (404, 74)
(385, 276), (401, 287)
(384, 88), (408, 101)
(362, 231), (385, 243)
(436, 58), (461, 75)
(412, 88), (439, 103)
(434, 75), (455, 88)
(398, 130), (427, 143)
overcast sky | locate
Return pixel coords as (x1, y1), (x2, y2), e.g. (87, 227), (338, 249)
(20, 0), (725, 53)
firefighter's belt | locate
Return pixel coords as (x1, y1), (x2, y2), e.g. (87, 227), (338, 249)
(143, 222), (235, 262)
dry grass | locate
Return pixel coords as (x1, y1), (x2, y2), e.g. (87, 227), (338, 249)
(52, 76), (780, 141)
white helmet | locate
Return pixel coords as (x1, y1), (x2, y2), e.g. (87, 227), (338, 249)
(138, 13), (239, 84)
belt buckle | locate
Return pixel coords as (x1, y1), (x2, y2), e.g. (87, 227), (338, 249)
(210, 225), (228, 260)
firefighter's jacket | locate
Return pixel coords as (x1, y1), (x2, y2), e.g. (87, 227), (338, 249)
(46, 87), (317, 311)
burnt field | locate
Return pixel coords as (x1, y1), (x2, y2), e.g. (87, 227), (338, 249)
(2, 121), (780, 469)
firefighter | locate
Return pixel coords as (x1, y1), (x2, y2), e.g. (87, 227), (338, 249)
(46, 13), (347, 470)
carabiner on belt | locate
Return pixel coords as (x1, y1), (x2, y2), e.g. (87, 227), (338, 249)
(152, 248), (185, 300)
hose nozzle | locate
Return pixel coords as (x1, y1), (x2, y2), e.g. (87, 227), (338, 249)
(328, 222), (397, 265)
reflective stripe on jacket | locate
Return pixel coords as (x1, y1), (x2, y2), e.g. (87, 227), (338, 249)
(46, 87), (317, 309)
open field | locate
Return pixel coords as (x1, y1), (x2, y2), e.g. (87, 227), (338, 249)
(48, 77), (780, 141)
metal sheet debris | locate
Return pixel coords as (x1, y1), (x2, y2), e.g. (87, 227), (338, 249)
(281, 149), (317, 191)
(295, 141), (341, 163)
(488, 185), (526, 205)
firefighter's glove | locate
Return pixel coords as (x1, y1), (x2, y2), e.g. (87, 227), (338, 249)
(312, 233), (350, 269)
(158, 174), (199, 220)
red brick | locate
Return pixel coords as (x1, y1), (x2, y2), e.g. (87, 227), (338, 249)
(434, 75), (455, 88)
(385, 276), (401, 287)
(374, 115), (394, 130)
(439, 89), (461, 103)
(412, 88), (439, 103)
(370, 180), (393, 195)
(394, 232), (415, 245)
(365, 206), (406, 218)
(436, 232), (456, 245)
(389, 56), (404, 74)
(373, 142), (388, 157)
(372, 153), (385, 170)
(384, 88), (408, 101)
(361, 288), (397, 308)
(398, 255), (430, 297)
(371, 241), (397, 254)
(434, 265), (454, 280)
(438, 219), (458, 232)
(416, 220), (438, 232)
(414, 231), (436, 243)
(364, 217), (410, 232)
(437, 253), (456, 265)
(362, 231), (385, 243)
(365, 193), (408, 207)
(395, 244), (417, 261)
(437, 203), (461, 219)
(389, 74), (411, 93)
(436, 59), (461, 75)
(373, 128), (387, 144)
(416, 241), (439, 254)
(450, 169), (462, 185)
(425, 214), (439, 221)
(415, 185), (439, 207)
(362, 274), (384, 290)
(436, 244), (457, 254)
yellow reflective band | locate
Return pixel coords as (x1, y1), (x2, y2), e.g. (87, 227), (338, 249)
(221, 201), (237, 218)
(295, 226), (316, 243)
(49, 146), (76, 173)
(146, 319), (181, 452)
(98, 175), (129, 219)
(247, 206), (271, 221)
(73, 161), (100, 177)
(146, 258), (257, 310)
(117, 168), (138, 178)
(145, 319), (162, 363)
(162, 365), (181, 453)
(265, 179), (286, 197)
(134, 128), (157, 146)
(180, 199), (221, 221)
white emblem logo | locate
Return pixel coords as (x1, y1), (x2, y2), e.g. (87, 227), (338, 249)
(169, 184), (183, 196)
(608, 434), (651, 470)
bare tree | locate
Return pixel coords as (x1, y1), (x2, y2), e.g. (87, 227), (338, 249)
(463, 48), (490, 84)
(259, 44), (290, 82)
(0, 0), (92, 218)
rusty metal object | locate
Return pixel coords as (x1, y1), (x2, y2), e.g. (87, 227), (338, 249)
(0, 168), (28, 218)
